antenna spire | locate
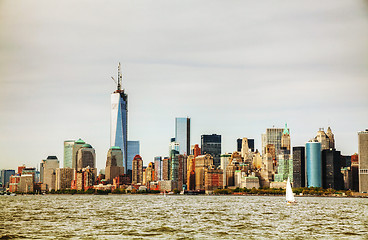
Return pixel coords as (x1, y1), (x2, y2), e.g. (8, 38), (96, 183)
(117, 62), (122, 90)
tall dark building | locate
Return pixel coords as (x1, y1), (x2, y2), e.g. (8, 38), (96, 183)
(322, 149), (344, 190)
(237, 138), (255, 152)
(201, 134), (221, 167)
(292, 146), (305, 188)
(175, 117), (190, 155)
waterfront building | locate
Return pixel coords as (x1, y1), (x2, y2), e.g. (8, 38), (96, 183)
(358, 129), (368, 193)
(63, 140), (75, 168)
(186, 155), (196, 190)
(154, 156), (162, 181)
(72, 138), (85, 169)
(204, 166), (223, 191)
(19, 174), (34, 193)
(292, 146), (306, 188)
(326, 127), (335, 149)
(145, 162), (155, 185)
(351, 153), (359, 192)
(322, 149), (344, 190)
(170, 149), (179, 182)
(105, 146), (124, 183)
(195, 154), (213, 190)
(132, 155), (143, 184)
(111, 63), (128, 174)
(56, 168), (75, 190)
(252, 151), (262, 169)
(76, 144), (96, 170)
(178, 154), (187, 190)
(0, 169), (15, 190)
(220, 154), (231, 188)
(259, 153), (273, 188)
(162, 157), (170, 180)
(201, 134), (221, 167)
(306, 141), (322, 188)
(175, 117), (190, 155)
(241, 138), (250, 159)
(127, 141), (140, 175)
(341, 167), (352, 190)
(40, 156), (59, 191)
(191, 144), (201, 157)
(9, 175), (20, 192)
(73, 167), (97, 191)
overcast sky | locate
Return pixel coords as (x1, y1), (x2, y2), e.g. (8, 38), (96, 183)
(0, 0), (367, 171)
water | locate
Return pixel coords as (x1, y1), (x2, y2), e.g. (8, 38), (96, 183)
(1, 195), (367, 239)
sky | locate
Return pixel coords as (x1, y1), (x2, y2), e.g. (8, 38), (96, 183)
(0, 0), (367, 171)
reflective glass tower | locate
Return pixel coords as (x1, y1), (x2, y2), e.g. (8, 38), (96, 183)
(306, 142), (322, 187)
(175, 117), (190, 155)
(127, 141), (140, 174)
(111, 63), (128, 173)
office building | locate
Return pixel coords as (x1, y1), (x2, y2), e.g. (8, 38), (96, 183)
(358, 130), (368, 193)
(72, 138), (85, 169)
(306, 142), (322, 187)
(261, 126), (287, 156)
(201, 134), (221, 167)
(170, 150), (179, 182)
(314, 127), (335, 151)
(162, 157), (170, 180)
(205, 166), (223, 191)
(274, 153), (292, 182)
(154, 156), (162, 181)
(40, 156), (59, 191)
(293, 146), (305, 188)
(1, 169), (15, 190)
(220, 154), (231, 187)
(56, 168), (75, 190)
(322, 149), (344, 190)
(76, 144), (96, 170)
(175, 117), (190, 155)
(281, 123), (291, 152)
(111, 63), (128, 174)
(195, 154), (213, 190)
(127, 141), (140, 174)
(237, 138), (254, 152)
(145, 162), (155, 184)
(351, 153), (359, 192)
(63, 140), (75, 168)
(105, 146), (124, 183)
(132, 155), (143, 184)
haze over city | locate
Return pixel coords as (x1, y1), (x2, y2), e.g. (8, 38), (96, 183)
(0, 0), (367, 171)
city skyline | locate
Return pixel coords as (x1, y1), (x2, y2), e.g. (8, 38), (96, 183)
(1, 1), (368, 170)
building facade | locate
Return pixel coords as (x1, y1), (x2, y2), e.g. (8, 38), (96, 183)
(175, 117), (190, 155)
(292, 146), (306, 188)
(201, 134), (221, 167)
(154, 156), (162, 181)
(72, 138), (85, 169)
(63, 140), (75, 168)
(76, 144), (96, 170)
(40, 156), (59, 191)
(127, 141), (140, 175)
(111, 63), (128, 174)
(306, 142), (322, 188)
(322, 149), (344, 190)
(56, 168), (75, 190)
(358, 130), (368, 193)
(1, 169), (15, 190)
(132, 155), (143, 184)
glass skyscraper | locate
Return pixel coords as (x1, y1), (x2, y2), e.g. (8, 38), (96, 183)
(201, 134), (221, 167)
(175, 117), (190, 155)
(63, 140), (75, 168)
(306, 142), (322, 187)
(111, 63), (128, 173)
(127, 141), (140, 173)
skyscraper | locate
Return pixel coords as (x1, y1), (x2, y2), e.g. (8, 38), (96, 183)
(201, 134), (221, 167)
(306, 142), (322, 188)
(175, 117), (190, 155)
(261, 126), (288, 156)
(40, 156), (59, 191)
(358, 129), (368, 193)
(322, 149), (343, 190)
(76, 144), (96, 170)
(127, 141), (140, 175)
(111, 63), (128, 174)
(292, 146), (305, 188)
(72, 138), (85, 169)
(63, 140), (75, 168)
(132, 155), (143, 184)
(154, 156), (162, 181)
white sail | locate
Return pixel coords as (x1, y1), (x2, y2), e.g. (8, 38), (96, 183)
(286, 177), (295, 202)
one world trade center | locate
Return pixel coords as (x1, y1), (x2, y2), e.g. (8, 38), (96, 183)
(111, 63), (128, 173)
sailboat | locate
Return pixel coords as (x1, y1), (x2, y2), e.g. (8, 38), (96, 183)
(286, 177), (296, 204)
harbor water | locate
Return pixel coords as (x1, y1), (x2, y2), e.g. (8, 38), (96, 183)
(1, 195), (367, 239)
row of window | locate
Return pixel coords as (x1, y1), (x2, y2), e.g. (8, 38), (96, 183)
(360, 169), (368, 174)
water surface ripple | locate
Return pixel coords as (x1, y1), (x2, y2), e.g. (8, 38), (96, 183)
(1, 195), (367, 239)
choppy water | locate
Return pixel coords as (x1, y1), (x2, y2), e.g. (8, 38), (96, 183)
(1, 195), (367, 239)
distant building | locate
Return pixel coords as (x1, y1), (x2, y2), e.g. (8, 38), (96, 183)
(192, 144), (201, 157)
(63, 140), (75, 168)
(105, 146), (124, 183)
(358, 130), (368, 193)
(220, 154), (231, 187)
(162, 157), (170, 181)
(145, 162), (155, 184)
(178, 154), (187, 190)
(19, 174), (34, 193)
(73, 167), (97, 191)
(274, 153), (292, 182)
(56, 168), (75, 190)
(76, 144), (96, 170)
(175, 117), (190, 155)
(314, 127), (335, 151)
(201, 134), (221, 167)
(281, 123), (291, 152)
(132, 155), (143, 184)
(205, 166), (223, 191)
(262, 127), (287, 156)
(306, 142), (322, 188)
(1, 169), (15, 190)
(154, 156), (162, 181)
(72, 138), (86, 169)
(351, 153), (359, 192)
(195, 154), (213, 190)
(237, 138), (254, 152)
(40, 156), (59, 191)
(111, 63), (128, 175)
(186, 155), (196, 190)
(127, 141), (140, 175)
(292, 146), (306, 188)
(322, 149), (344, 190)
(170, 150), (179, 183)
